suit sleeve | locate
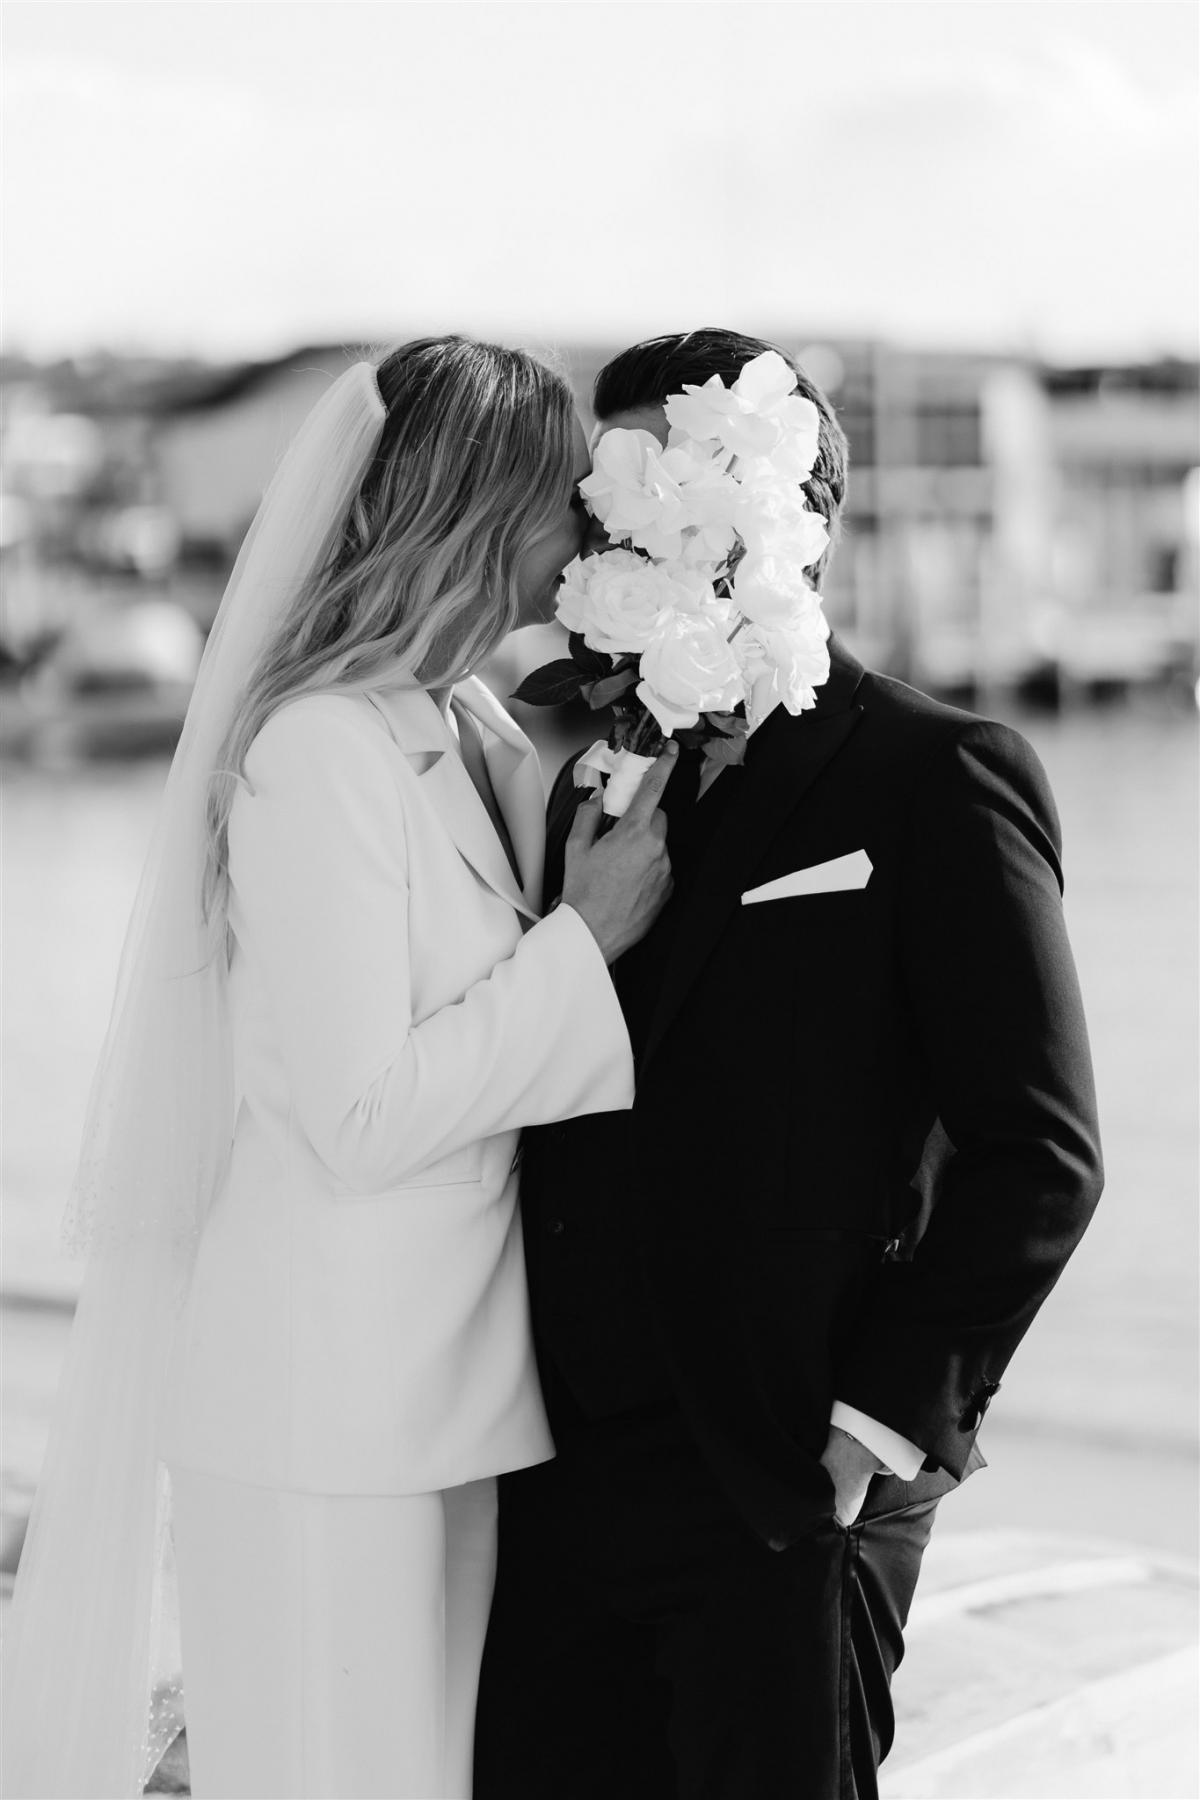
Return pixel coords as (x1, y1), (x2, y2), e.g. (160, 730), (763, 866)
(835, 720), (1103, 1476)
(229, 699), (633, 1193)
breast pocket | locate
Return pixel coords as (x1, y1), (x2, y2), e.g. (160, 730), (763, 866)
(334, 1142), (485, 1198)
(736, 887), (870, 957)
(744, 885), (870, 911)
(396, 1143), (485, 1188)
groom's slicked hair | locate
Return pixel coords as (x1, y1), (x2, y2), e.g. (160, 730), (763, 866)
(593, 328), (848, 588)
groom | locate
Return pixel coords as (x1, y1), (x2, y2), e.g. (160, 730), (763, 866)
(474, 328), (1103, 1799)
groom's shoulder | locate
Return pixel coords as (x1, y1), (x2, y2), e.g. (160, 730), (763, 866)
(854, 663), (1054, 815)
(857, 663), (1033, 759)
(858, 663), (992, 736)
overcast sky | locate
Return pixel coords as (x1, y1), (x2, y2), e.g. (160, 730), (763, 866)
(3, 0), (1197, 363)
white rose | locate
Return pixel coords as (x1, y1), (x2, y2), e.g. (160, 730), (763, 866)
(669, 437), (742, 569)
(555, 550), (714, 656)
(735, 602), (831, 718)
(732, 552), (826, 630)
(664, 351), (820, 474)
(577, 429), (669, 546)
(678, 522), (738, 570)
(733, 354), (821, 474)
(735, 427), (820, 487)
(733, 482), (829, 567)
(580, 430), (711, 561)
(636, 612), (746, 733)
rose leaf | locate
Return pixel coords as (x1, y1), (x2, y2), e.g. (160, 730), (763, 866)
(706, 711), (750, 737)
(584, 669), (640, 709)
(511, 661), (586, 706)
(567, 633), (611, 676)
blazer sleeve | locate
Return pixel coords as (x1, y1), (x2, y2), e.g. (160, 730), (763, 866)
(835, 720), (1104, 1476)
(228, 697), (634, 1193)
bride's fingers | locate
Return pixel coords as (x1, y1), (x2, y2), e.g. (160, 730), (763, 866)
(614, 743), (679, 829)
(565, 793), (602, 857)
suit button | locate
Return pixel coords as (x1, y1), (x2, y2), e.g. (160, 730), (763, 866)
(546, 1218), (566, 1237)
(959, 1379), (1001, 1432)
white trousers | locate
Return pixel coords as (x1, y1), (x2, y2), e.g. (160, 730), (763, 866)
(170, 1469), (498, 1799)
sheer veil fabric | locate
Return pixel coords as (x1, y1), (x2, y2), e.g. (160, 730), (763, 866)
(1, 362), (388, 1797)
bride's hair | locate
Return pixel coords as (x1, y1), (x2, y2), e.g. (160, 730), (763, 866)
(203, 334), (574, 927)
(593, 327), (848, 590)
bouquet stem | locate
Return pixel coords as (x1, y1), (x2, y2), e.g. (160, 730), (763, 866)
(627, 711), (667, 758)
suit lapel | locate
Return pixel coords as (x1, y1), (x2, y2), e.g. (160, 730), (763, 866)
(369, 680), (541, 923)
(639, 638), (867, 1075)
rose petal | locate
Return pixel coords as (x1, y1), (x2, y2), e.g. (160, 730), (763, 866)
(635, 678), (699, 734)
(731, 350), (797, 410)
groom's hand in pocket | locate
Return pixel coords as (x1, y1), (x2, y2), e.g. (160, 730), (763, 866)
(820, 1424), (889, 1528)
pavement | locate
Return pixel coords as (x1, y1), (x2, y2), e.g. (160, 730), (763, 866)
(133, 1528), (1200, 1798)
(882, 1529), (1199, 1798)
(4, 1287), (1197, 1800)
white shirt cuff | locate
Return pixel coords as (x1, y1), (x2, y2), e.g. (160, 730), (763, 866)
(830, 1401), (925, 1481)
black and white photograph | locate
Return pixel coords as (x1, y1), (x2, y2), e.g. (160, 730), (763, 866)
(1, 3), (1197, 1796)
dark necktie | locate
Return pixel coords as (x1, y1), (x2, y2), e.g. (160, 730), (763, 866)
(659, 742), (704, 829)
(613, 744), (723, 1053)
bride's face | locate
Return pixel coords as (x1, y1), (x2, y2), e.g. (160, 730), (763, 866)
(514, 417), (593, 626)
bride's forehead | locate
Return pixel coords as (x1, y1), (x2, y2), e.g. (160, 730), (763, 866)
(588, 405), (670, 457)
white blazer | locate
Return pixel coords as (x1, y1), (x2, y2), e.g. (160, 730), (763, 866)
(161, 677), (634, 1495)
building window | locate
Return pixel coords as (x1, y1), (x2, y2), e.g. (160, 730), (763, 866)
(837, 403), (875, 469)
(914, 404), (983, 467)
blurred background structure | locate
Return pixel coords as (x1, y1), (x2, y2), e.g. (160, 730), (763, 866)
(2, 3), (1197, 1791)
(2, 337), (1198, 744)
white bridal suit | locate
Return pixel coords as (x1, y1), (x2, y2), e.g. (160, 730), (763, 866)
(161, 675), (634, 1798)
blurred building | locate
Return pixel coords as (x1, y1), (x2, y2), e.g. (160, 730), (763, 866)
(807, 341), (1054, 696)
(1041, 360), (1200, 687)
(151, 347), (361, 567)
(0, 354), (188, 656)
(567, 337), (1198, 699)
(2, 340), (1196, 711)
(562, 339), (1051, 688)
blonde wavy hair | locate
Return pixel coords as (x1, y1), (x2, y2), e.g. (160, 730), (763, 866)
(203, 335), (575, 929)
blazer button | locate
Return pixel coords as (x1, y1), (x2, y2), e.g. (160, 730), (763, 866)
(546, 1218), (566, 1237)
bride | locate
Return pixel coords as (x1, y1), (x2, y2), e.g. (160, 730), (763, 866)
(1, 337), (676, 1798)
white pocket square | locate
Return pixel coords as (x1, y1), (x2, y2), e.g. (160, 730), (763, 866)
(741, 849), (873, 905)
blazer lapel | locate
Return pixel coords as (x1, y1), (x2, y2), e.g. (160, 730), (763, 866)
(639, 638), (867, 1075)
(369, 681), (541, 923)
(454, 676), (548, 915)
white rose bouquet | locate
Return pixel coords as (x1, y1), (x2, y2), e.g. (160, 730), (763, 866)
(512, 351), (833, 816)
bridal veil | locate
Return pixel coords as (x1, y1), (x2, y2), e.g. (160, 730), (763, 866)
(1, 360), (387, 1797)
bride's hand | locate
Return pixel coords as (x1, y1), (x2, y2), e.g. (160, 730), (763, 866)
(560, 745), (677, 964)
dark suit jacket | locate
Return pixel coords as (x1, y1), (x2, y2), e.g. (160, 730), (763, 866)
(520, 638), (1103, 1548)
